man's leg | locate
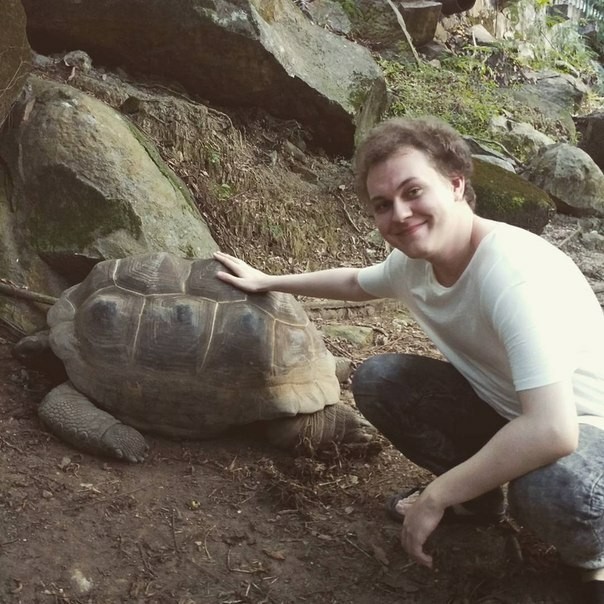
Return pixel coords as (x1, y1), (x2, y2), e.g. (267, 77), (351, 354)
(508, 423), (604, 569)
(351, 353), (508, 512)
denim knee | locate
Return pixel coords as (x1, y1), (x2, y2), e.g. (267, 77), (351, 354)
(508, 425), (604, 569)
(351, 355), (386, 413)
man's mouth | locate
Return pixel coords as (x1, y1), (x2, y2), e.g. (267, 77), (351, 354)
(399, 221), (426, 236)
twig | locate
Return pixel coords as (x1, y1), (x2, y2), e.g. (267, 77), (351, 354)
(468, 136), (523, 166)
(343, 536), (374, 560)
(385, 0), (421, 66)
(355, 323), (389, 337)
(303, 300), (376, 311)
(335, 193), (362, 234)
(170, 508), (180, 552)
(0, 438), (24, 454)
(202, 524), (216, 560)
(65, 485), (147, 510)
(137, 542), (157, 577)
(556, 226), (582, 249)
(0, 282), (58, 305)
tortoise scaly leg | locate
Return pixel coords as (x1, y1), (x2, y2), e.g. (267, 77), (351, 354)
(39, 382), (148, 462)
(265, 402), (374, 451)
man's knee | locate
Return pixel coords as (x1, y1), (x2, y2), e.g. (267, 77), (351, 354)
(351, 355), (387, 417)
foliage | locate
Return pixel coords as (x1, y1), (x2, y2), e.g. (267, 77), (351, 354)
(379, 54), (566, 145)
(380, 0), (604, 149)
(503, 0), (599, 80)
(380, 58), (503, 139)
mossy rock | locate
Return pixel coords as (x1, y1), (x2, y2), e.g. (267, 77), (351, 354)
(473, 158), (555, 234)
(0, 0), (31, 127)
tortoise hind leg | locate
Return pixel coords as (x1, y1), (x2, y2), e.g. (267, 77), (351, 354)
(39, 382), (148, 462)
(265, 402), (375, 451)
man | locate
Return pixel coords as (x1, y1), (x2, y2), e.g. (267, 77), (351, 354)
(215, 117), (604, 602)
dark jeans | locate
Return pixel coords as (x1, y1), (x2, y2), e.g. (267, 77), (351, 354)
(352, 353), (604, 569)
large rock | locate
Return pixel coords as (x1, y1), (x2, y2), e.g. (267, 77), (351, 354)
(348, 0), (443, 49)
(489, 116), (556, 161)
(497, 78), (577, 140)
(21, 0), (387, 156)
(473, 157), (555, 234)
(0, 76), (220, 335)
(574, 111), (604, 173)
(522, 143), (604, 218)
(0, 0), (31, 127)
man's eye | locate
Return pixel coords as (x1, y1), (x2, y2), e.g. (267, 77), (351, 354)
(408, 187), (422, 198)
(373, 201), (390, 214)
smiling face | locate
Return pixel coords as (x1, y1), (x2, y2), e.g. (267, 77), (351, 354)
(366, 147), (467, 262)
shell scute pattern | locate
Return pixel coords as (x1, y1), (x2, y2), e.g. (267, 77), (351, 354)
(46, 252), (340, 433)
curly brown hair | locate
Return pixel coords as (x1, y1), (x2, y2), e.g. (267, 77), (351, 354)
(354, 116), (476, 209)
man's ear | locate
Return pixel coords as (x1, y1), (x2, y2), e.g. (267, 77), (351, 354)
(451, 175), (465, 201)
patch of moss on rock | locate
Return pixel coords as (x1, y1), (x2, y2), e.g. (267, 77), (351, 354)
(473, 158), (555, 234)
(123, 117), (199, 215)
(27, 167), (144, 254)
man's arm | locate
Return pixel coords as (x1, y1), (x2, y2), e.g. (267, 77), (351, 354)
(400, 379), (579, 567)
(213, 251), (377, 301)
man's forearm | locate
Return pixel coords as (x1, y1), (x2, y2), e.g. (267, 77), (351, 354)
(423, 412), (578, 511)
(264, 268), (376, 301)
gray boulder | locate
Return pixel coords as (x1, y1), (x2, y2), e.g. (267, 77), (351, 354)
(0, 0), (31, 127)
(575, 111), (604, 173)
(473, 157), (555, 234)
(348, 0), (442, 49)
(21, 0), (387, 156)
(489, 116), (556, 161)
(497, 71), (581, 140)
(522, 143), (604, 218)
(0, 76), (219, 335)
(306, 0), (352, 35)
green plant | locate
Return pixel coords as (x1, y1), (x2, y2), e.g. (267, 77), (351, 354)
(216, 182), (233, 200)
(503, 0), (598, 78)
(379, 58), (503, 139)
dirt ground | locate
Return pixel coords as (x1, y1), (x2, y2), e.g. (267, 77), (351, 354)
(3, 54), (604, 601)
(2, 213), (603, 604)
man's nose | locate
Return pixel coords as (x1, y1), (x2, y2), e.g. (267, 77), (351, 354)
(392, 198), (412, 221)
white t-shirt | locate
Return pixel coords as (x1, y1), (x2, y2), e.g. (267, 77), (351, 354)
(358, 223), (604, 429)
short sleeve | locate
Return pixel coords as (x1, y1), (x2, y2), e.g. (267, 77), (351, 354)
(490, 281), (576, 391)
(357, 251), (407, 299)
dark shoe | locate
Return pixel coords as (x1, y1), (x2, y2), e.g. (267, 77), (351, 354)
(386, 485), (506, 525)
(582, 579), (604, 604)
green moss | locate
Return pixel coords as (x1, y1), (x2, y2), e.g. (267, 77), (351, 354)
(473, 159), (555, 233)
(380, 59), (503, 139)
(333, 0), (361, 20)
(27, 175), (143, 253)
(123, 117), (200, 215)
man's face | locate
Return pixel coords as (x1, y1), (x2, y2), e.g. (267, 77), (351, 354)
(365, 147), (465, 261)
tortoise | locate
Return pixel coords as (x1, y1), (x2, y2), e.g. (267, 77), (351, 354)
(14, 252), (370, 462)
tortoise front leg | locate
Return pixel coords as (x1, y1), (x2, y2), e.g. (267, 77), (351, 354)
(39, 382), (148, 462)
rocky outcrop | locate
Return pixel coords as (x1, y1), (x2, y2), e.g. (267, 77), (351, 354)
(489, 116), (556, 161)
(575, 111), (604, 173)
(0, 0), (31, 127)
(347, 0), (443, 49)
(473, 158), (555, 233)
(496, 69), (585, 140)
(21, 0), (387, 156)
(0, 76), (220, 335)
(522, 143), (604, 217)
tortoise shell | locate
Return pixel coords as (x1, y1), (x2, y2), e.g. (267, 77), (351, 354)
(47, 252), (339, 438)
